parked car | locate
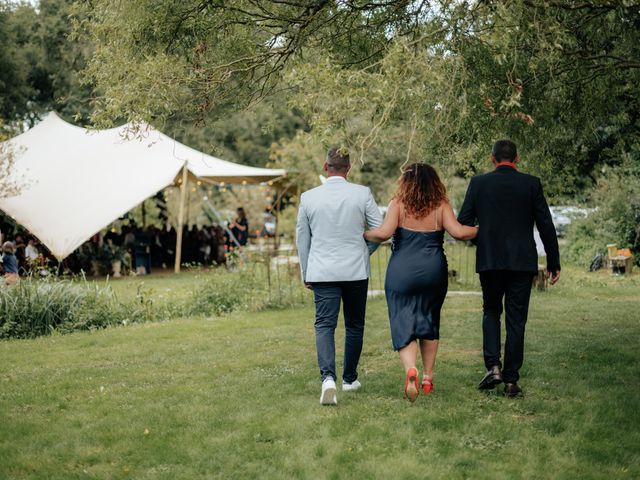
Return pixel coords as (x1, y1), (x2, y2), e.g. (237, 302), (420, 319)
(549, 206), (594, 237)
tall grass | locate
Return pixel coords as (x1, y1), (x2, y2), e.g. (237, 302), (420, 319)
(0, 278), (152, 339)
(0, 263), (310, 340)
(0, 279), (84, 338)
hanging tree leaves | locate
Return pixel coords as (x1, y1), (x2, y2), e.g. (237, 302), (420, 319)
(76, 0), (639, 198)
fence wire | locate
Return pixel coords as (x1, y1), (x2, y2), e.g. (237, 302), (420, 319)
(249, 238), (479, 307)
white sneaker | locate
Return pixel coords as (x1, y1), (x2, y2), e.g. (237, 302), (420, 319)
(320, 378), (337, 405)
(342, 380), (361, 392)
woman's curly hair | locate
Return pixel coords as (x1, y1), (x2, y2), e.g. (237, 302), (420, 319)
(393, 163), (448, 219)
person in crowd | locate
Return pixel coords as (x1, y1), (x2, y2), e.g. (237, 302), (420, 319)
(230, 207), (249, 247)
(214, 225), (226, 265)
(153, 227), (165, 268)
(25, 237), (41, 269)
(262, 207), (276, 237)
(165, 227), (176, 267)
(104, 228), (121, 247)
(134, 228), (152, 274)
(207, 226), (218, 265)
(186, 225), (200, 264)
(13, 233), (26, 269)
(123, 225), (136, 251)
(365, 163), (478, 401)
(2, 241), (20, 285)
(198, 228), (211, 264)
(148, 226), (164, 268)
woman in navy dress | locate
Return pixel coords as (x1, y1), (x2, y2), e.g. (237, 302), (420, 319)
(365, 164), (477, 401)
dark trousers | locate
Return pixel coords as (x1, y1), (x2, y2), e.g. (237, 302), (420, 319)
(479, 270), (534, 383)
(311, 279), (368, 383)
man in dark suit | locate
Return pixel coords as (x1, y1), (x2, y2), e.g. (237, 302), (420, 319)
(458, 140), (560, 397)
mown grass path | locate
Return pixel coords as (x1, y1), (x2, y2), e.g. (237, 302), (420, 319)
(1, 269), (638, 479)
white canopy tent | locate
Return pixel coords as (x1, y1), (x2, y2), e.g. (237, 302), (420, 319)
(0, 112), (285, 271)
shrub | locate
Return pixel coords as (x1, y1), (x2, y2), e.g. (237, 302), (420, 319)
(565, 164), (640, 267)
(188, 271), (267, 317)
(0, 278), (151, 339)
(0, 262), (308, 339)
(0, 279), (84, 338)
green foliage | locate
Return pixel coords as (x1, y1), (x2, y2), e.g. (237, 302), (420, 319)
(0, 263), (308, 340)
(280, 2), (640, 198)
(0, 277), (156, 339)
(453, 1), (640, 198)
(0, 3), (32, 121)
(0, 0), (93, 125)
(188, 271), (264, 317)
(565, 162), (640, 266)
(2, 1), (638, 265)
(284, 39), (474, 194)
(269, 131), (327, 193)
(0, 278), (83, 338)
(79, 0), (420, 127)
(172, 99), (308, 169)
(77, 0), (640, 199)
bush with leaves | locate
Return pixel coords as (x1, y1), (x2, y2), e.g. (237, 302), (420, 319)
(188, 270), (269, 317)
(0, 278), (156, 339)
(0, 262), (308, 339)
(565, 164), (640, 268)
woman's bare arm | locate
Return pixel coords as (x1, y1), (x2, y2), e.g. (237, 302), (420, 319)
(442, 202), (478, 240)
(364, 200), (400, 242)
(230, 218), (247, 231)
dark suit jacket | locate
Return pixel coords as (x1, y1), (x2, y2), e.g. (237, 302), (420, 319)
(457, 165), (560, 273)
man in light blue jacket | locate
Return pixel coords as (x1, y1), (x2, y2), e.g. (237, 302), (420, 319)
(296, 146), (383, 405)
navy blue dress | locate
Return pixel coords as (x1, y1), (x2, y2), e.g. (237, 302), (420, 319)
(385, 228), (448, 351)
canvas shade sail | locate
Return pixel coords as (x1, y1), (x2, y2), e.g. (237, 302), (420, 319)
(0, 112), (286, 260)
(182, 144), (285, 184)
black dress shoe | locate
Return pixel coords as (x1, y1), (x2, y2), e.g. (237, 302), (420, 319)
(503, 383), (522, 398)
(478, 365), (503, 390)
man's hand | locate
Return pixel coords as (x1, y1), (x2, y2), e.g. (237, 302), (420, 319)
(548, 270), (561, 285)
(304, 282), (313, 290)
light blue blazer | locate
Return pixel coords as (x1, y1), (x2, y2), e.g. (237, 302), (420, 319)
(296, 176), (383, 282)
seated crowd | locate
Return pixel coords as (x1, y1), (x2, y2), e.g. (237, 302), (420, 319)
(0, 207), (253, 281)
(0, 233), (55, 282)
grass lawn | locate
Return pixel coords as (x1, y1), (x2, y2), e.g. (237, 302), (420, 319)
(0, 268), (638, 479)
(93, 269), (218, 304)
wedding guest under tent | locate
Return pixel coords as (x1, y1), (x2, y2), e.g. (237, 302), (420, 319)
(0, 112), (286, 272)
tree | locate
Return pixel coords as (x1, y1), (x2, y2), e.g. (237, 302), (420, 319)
(0, 140), (24, 199)
(0, 2), (33, 124)
(0, 0), (94, 127)
(170, 98), (308, 168)
(0, 0), (96, 203)
(80, 1), (640, 199)
(283, 1), (640, 197)
(78, 0), (437, 127)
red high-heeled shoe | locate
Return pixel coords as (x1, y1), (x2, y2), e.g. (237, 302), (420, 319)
(422, 376), (434, 394)
(404, 367), (419, 402)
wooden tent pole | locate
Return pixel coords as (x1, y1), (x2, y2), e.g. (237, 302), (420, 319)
(174, 164), (189, 273)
